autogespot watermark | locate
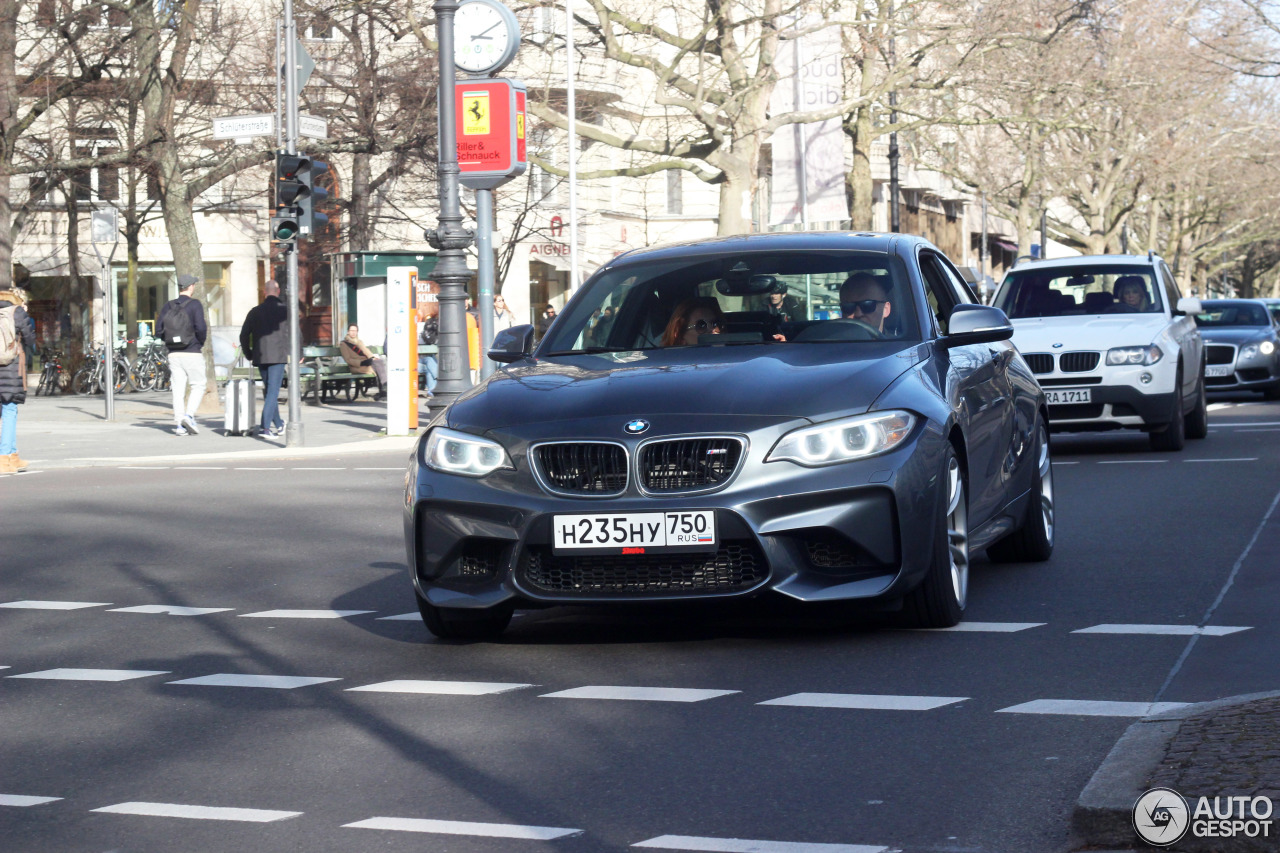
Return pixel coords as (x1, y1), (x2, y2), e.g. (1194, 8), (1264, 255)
(1133, 787), (1274, 846)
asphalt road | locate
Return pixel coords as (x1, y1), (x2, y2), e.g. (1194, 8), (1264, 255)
(2, 396), (1278, 853)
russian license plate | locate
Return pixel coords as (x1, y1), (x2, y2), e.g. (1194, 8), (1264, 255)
(1044, 388), (1092, 405)
(552, 511), (717, 554)
(1205, 365), (1233, 378)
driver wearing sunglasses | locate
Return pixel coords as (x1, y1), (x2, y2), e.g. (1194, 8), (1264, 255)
(661, 297), (726, 347)
(840, 274), (893, 335)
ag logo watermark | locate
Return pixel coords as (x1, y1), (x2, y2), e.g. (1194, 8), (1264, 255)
(1134, 787), (1274, 846)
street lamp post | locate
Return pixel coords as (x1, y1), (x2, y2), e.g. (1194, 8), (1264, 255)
(428, 0), (475, 417)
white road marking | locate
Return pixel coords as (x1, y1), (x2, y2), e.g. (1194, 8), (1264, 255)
(167, 674), (340, 689)
(908, 621), (1045, 632)
(0, 600), (110, 610)
(1051, 461), (1080, 465)
(633, 835), (888, 852)
(109, 605), (234, 616)
(1214, 420), (1280, 426)
(1236, 428), (1280, 433)
(234, 467), (284, 470)
(1206, 403), (1236, 411)
(353, 467), (404, 470)
(92, 801), (301, 822)
(0, 794), (62, 807)
(1185, 458), (1258, 463)
(240, 609), (374, 619)
(758, 693), (968, 711)
(118, 466), (170, 470)
(1098, 460), (1167, 464)
(375, 612), (422, 621)
(1073, 624), (1251, 636)
(996, 699), (1189, 717)
(171, 466), (227, 470)
(293, 467), (345, 470)
(7, 668), (169, 682)
(343, 816), (582, 839)
(540, 686), (740, 703)
(347, 680), (534, 695)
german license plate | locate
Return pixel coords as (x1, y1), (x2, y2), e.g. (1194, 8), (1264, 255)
(1044, 388), (1092, 405)
(552, 511), (717, 554)
(1205, 365), (1233, 378)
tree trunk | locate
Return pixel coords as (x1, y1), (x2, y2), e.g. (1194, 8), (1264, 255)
(349, 151), (372, 252)
(845, 104), (874, 231)
(0, 0), (16, 293)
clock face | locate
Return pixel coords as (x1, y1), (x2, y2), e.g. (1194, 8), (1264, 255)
(454, 0), (518, 74)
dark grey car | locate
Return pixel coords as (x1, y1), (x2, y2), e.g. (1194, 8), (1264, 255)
(1195, 299), (1280, 399)
(403, 232), (1053, 638)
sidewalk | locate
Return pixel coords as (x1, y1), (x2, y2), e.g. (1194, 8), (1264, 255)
(1073, 691), (1280, 852)
(13, 387), (423, 468)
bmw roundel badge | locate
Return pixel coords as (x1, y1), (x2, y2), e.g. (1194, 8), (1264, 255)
(625, 418), (650, 435)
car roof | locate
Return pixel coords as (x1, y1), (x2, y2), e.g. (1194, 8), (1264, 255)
(1007, 254), (1162, 273)
(603, 231), (917, 269)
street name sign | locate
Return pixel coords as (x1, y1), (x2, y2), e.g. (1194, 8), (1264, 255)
(212, 114), (275, 141)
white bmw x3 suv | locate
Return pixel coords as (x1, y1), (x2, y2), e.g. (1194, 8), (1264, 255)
(992, 254), (1206, 451)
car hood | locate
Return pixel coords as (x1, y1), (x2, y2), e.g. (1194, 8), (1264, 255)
(447, 342), (924, 431)
(1198, 327), (1274, 345)
(1009, 314), (1172, 349)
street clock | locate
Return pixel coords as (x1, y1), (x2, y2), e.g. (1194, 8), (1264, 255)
(454, 0), (521, 76)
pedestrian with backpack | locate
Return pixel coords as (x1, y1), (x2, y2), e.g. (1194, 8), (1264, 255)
(155, 273), (208, 436)
(0, 288), (37, 474)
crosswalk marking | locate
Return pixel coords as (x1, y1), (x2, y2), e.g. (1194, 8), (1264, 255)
(7, 669), (169, 682)
(167, 674), (340, 689)
(909, 621), (1045, 633)
(109, 605), (234, 616)
(0, 600), (110, 610)
(996, 699), (1189, 717)
(1073, 624), (1251, 636)
(91, 801), (302, 822)
(240, 609), (374, 619)
(343, 816), (583, 839)
(632, 835), (888, 852)
(758, 693), (968, 711)
(347, 680), (533, 696)
(0, 794), (62, 807)
(540, 686), (740, 703)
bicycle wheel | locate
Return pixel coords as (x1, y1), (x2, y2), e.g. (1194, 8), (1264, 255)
(114, 359), (133, 392)
(36, 369), (53, 396)
(72, 367), (94, 395)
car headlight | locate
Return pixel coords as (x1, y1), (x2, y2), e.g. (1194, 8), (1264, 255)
(1241, 344), (1259, 360)
(424, 427), (512, 477)
(1263, 341), (1277, 356)
(1106, 345), (1163, 366)
(767, 411), (916, 467)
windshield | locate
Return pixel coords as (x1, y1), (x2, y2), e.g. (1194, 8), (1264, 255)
(539, 251), (920, 355)
(995, 265), (1164, 318)
(1195, 302), (1272, 327)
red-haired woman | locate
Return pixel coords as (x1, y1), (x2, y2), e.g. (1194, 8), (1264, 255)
(661, 297), (725, 347)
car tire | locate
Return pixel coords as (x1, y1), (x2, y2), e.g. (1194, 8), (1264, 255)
(987, 419), (1054, 563)
(1150, 369), (1186, 451)
(1264, 385), (1280, 401)
(416, 589), (513, 640)
(904, 446), (968, 628)
(1185, 367), (1208, 440)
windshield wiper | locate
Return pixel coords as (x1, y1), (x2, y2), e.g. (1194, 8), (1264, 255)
(543, 346), (635, 356)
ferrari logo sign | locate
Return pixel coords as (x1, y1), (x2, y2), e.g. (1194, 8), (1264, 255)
(462, 92), (490, 136)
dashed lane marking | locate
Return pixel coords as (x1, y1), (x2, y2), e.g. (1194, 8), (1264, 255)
(1098, 460), (1167, 464)
(632, 836), (888, 852)
(109, 605), (234, 616)
(240, 609), (374, 619)
(0, 795), (62, 807)
(758, 693), (968, 711)
(0, 600), (110, 610)
(353, 467), (404, 471)
(1236, 428), (1280, 433)
(233, 467), (284, 470)
(167, 674), (340, 689)
(1185, 458), (1259, 463)
(343, 816), (583, 839)
(1207, 403), (1237, 411)
(91, 801), (301, 822)
(171, 466), (227, 470)
(293, 467), (345, 470)
(907, 621), (1045, 632)
(7, 668), (169, 682)
(996, 699), (1189, 717)
(540, 686), (740, 703)
(1213, 420), (1280, 427)
(1073, 624), (1252, 636)
(347, 680), (534, 696)
(117, 466), (170, 470)
(1051, 461), (1080, 465)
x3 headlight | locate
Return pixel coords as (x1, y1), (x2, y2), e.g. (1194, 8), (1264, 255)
(1106, 345), (1163, 366)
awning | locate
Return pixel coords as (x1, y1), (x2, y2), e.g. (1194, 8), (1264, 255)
(992, 239), (1019, 254)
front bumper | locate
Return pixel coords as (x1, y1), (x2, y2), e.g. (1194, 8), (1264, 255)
(404, 421), (951, 610)
(1204, 347), (1280, 392)
(1039, 360), (1178, 432)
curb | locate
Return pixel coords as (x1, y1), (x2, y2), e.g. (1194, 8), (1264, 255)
(1073, 690), (1280, 851)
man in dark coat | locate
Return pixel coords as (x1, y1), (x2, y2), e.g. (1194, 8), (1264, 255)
(0, 289), (37, 474)
(238, 279), (289, 437)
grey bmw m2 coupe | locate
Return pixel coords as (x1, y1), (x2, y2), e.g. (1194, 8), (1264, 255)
(404, 232), (1054, 638)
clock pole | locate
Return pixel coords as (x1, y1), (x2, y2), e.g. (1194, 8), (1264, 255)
(427, 0), (475, 416)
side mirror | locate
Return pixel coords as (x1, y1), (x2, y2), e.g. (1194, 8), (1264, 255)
(1175, 297), (1202, 316)
(488, 324), (535, 364)
(943, 304), (1014, 346)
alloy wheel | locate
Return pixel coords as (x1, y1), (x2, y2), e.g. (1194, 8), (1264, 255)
(1037, 425), (1055, 544)
(946, 456), (969, 608)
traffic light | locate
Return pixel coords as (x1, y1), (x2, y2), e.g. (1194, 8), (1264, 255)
(270, 209), (300, 243)
(271, 153), (307, 245)
(299, 158), (329, 237)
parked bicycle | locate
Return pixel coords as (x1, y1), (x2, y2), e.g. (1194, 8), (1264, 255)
(72, 341), (133, 395)
(130, 338), (170, 392)
(35, 346), (66, 396)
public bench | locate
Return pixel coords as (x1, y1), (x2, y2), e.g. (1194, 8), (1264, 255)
(301, 346), (380, 403)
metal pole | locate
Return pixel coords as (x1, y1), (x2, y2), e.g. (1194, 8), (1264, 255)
(103, 259), (115, 420)
(1040, 209), (1047, 258)
(980, 195), (988, 281)
(792, 28), (808, 231)
(275, 21), (284, 150)
(566, 0), (579, 292)
(477, 188), (496, 381)
(283, 0), (304, 446)
(427, 0), (475, 416)
(888, 2), (899, 234)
